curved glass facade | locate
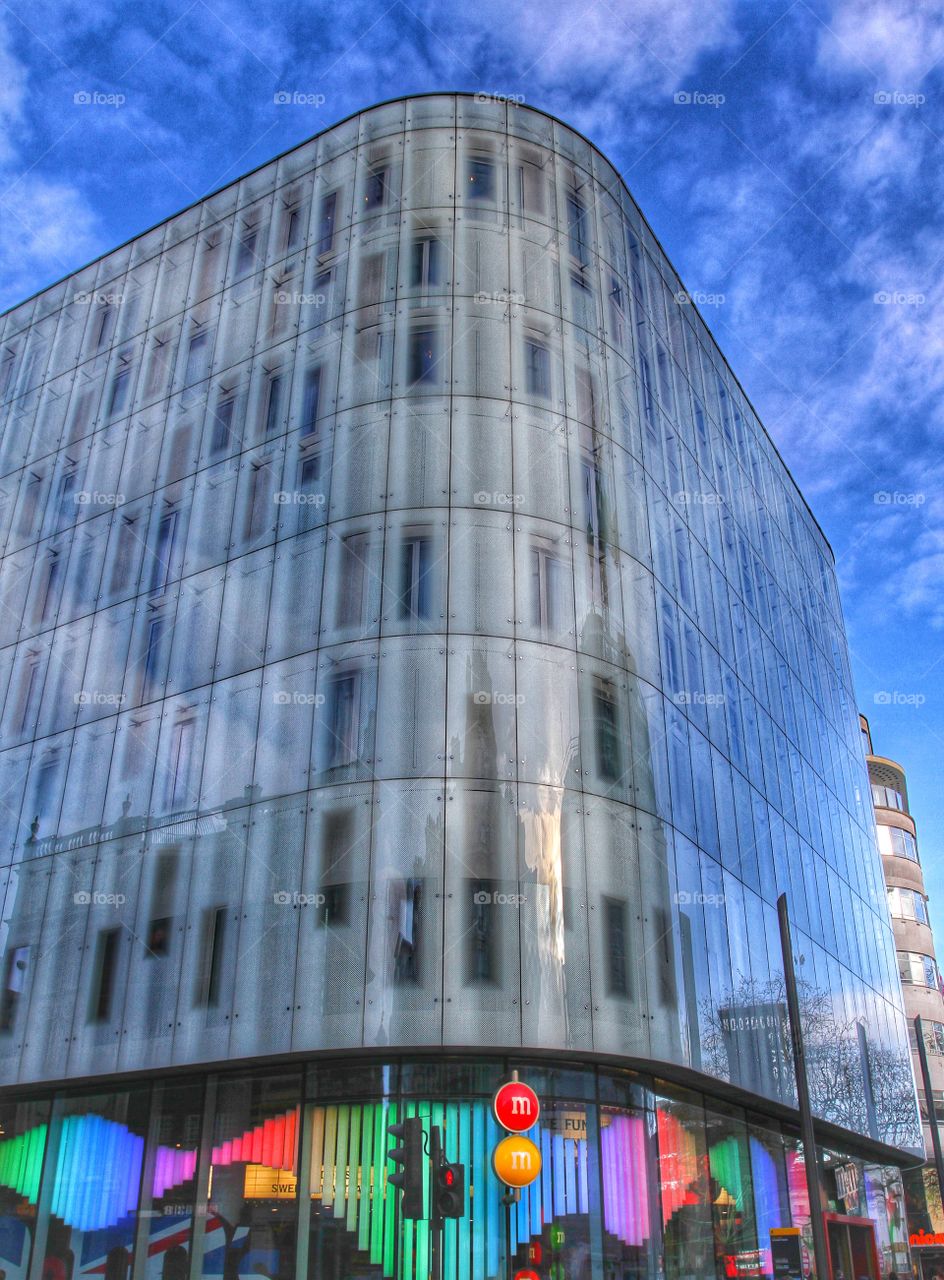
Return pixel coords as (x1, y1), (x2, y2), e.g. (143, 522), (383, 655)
(0, 95), (918, 1161)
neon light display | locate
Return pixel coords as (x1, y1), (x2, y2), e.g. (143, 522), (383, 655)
(0, 1122), (47, 1205)
(152, 1145), (198, 1199)
(601, 1113), (649, 1247)
(51, 1114), (144, 1232)
(210, 1107), (298, 1172)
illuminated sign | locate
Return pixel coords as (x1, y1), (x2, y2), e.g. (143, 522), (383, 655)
(910, 1231), (944, 1248)
(834, 1162), (859, 1211)
(243, 1165), (298, 1199)
(492, 1136), (542, 1188)
(493, 1082), (540, 1133)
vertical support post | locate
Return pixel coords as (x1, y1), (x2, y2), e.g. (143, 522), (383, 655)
(778, 893), (831, 1280)
(430, 1124), (442, 1280)
(915, 1015), (944, 1213)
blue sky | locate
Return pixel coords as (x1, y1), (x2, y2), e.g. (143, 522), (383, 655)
(1, 0), (942, 931)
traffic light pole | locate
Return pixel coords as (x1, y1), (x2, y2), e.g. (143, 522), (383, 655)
(430, 1125), (443, 1280)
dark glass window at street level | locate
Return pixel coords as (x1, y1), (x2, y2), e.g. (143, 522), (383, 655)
(317, 191), (337, 254)
(525, 338), (550, 397)
(398, 533), (432, 620)
(411, 236), (442, 288)
(408, 329), (437, 383)
(466, 158), (494, 200)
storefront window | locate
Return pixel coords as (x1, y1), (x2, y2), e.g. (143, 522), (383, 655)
(197, 1072), (302, 1280)
(0, 1098), (50, 1280)
(656, 1090), (717, 1280)
(32, 1088), (150, 1280)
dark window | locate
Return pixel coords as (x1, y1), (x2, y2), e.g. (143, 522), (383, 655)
(411, 237), (442, 288)
(148, 510), (178, 593)
(107, 366), (131, 418)
(593, 678), (621, 782)
(94, 306), (115, 350)
(468, 881), (495, 983)
(467, 159), (494, 200)
(301, 366), (321, 437)
(394, 879), (421, 983)
(165, 717), (195, 811)
(317, 192), (337, 254)
(143, 615), (165, 698)
(338, 533), (368, 626)
(111, 516), (138, 593)
(408, 329), (437, 384)
(317, 810), (352, 926)
(264, 373), (284, 436)
(0, 946), (28, 1031)
(365, 167), (388, 208)
(56, 469), (79, 526)
(185, 330), (209, 385)
(605, 898), (630, 996)
(297, 456), (323, 533)
(235, 228), (258, 276)
(325, 671), (360, 768)
(531, 544), (562, 632)
(399, 534), (432, 620)
(91, 928), (121, 1023)
(525, 339), (550, 398)
(566, 192), (588, 263)
(39, 552), (61, 621)
(211, 394), (236, 453)
(285, 205), (303, 250)
(197, 907), (227, 1007)
(146, 917), (171, 957)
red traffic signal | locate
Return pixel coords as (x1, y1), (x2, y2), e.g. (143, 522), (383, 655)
(433, 1160), (465, 1219)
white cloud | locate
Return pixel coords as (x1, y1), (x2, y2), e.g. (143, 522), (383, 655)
(819, 0), (944, 84)
(0, 177), (101, 309)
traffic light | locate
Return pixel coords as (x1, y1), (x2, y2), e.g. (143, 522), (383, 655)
(388, 1117), (424, 1219)
(433, 1161), (465, 1219)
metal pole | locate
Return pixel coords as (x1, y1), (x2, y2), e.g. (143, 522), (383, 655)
(778, 893), (831, 1280)
(915, 1016), (944, 1212)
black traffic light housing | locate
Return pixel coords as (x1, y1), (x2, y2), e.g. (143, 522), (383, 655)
(432, 1160), (465, 1219)
(388, 1116), (424, 1219)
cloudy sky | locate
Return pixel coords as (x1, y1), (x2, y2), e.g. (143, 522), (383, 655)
(2, 0), (943, 930)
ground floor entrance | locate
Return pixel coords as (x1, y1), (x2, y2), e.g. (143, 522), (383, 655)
(825, 1214), (881, 1280)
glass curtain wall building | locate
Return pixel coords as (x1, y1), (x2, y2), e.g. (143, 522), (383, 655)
(0, 94), (920, 1280)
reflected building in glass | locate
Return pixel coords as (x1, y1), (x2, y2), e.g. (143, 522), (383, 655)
(861, 715), (944, 1273)
(0, 95), (920, 1280)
